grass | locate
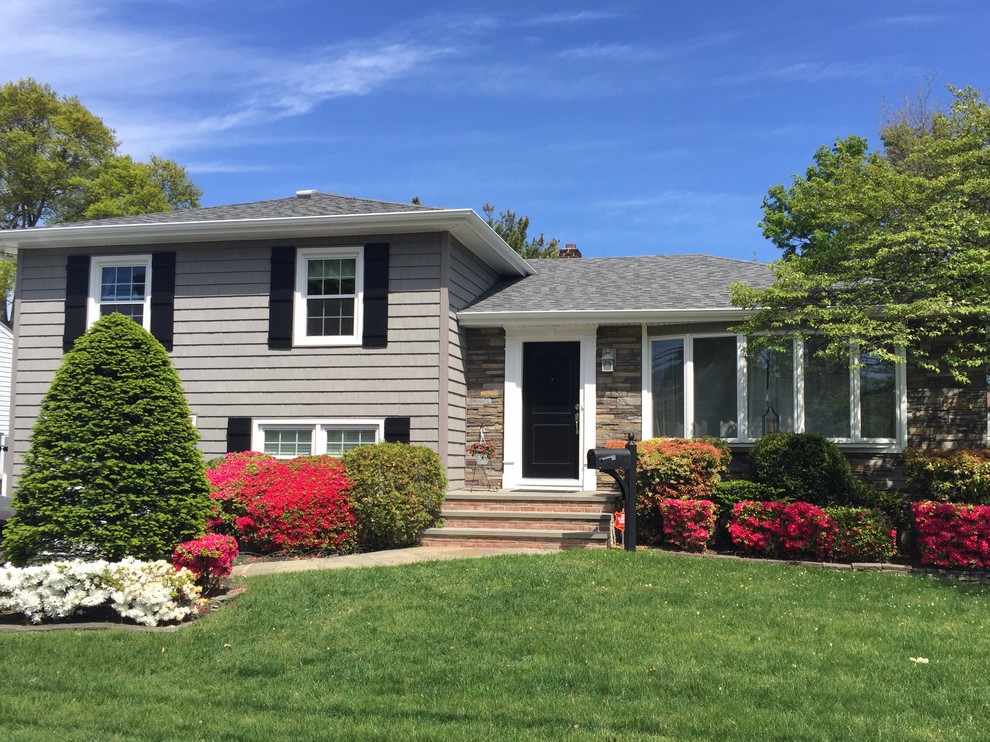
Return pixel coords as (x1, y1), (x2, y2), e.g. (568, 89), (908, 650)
(1, 550), (989, 741)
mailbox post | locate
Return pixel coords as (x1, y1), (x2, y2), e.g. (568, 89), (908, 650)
(586, 433), (638, 552)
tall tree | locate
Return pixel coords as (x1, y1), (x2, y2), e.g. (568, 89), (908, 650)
(483, 203), (560, 259)
(732, 85), (990, 383)
(0, 78), (117, 229)
(1, 313), (211, 565)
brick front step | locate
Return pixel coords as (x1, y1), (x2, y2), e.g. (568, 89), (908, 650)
(420, 528), (610, 550)
(444, 491), (619, 514)
(440, 510), (611, 531)
(422, 490), (616, 550)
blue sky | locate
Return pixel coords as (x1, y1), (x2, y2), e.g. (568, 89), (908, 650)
(2, 0), (987, 261)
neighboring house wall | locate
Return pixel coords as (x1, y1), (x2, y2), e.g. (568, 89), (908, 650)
(0, 322), (11, 497)
(10, 232), (461, 485)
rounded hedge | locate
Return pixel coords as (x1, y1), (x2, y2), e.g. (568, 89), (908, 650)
(747, 432), (855, 507)
(2, 313), (211, 565)
(343, 442), (446, 550)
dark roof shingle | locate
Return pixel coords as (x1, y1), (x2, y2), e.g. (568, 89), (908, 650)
(56, 192), (438, 228)
(463, 254), (773, 313)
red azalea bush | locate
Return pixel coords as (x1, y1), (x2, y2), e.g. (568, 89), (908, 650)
(205, 453), (357, 555)
(657, 499), (716, 552)
(913, 501), (990, 568)
(728, 501), (834, 560)
(173, 533), (239, 590)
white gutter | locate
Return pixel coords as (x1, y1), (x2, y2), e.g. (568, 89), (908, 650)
(0, 208), (535, 278)
(456, 307), (756, 327)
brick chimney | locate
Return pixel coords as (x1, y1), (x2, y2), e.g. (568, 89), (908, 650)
(558, 243), (582, 259)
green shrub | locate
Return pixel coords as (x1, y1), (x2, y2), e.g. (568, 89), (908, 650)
(846, 481), (910, 530)
(748, 432), (855, 506)
(904, 448), (990, 505)
(343, 442), (447, 550)
(824, 507), (896, 563)
(712, 480), (783, 517)
(2, 313), (211, 565)
(635, 438), (731, 545)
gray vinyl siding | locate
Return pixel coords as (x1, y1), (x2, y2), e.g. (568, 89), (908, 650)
(10, 233), (447, 485)
(446, 239), (503, 486)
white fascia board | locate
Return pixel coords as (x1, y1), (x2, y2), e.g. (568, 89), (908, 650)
(0, 209), (534, 278)
(457, 307), (755, 327)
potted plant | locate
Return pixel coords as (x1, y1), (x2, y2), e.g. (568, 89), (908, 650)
(467, 441), (496, 465)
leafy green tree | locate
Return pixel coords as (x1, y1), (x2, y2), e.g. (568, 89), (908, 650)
(0, 78), (117, 229)
(483, 203), (560, 259)
(1, 314), (211, 565)
(732, 86), (990, 382)
(63, 154), (201, 221)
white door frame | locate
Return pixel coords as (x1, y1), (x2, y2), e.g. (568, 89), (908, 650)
(502, 325), (598, 491)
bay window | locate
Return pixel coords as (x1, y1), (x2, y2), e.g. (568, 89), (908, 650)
(647, 333), (903, 446)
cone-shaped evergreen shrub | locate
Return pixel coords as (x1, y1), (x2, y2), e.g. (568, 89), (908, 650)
(2, 313), (211, 565)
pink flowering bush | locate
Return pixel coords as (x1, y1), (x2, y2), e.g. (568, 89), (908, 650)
(728, 501), (834, 560)
(205, 453), (357, 555)
(657, 499), (716, 552)
(913, 501), (990, 568)
(173, 534), (239, 591)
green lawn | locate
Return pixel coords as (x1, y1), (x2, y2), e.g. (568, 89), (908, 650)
(1, 550), (988, 741)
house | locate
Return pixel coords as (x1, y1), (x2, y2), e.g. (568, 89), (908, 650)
(0, 192), (985, 542)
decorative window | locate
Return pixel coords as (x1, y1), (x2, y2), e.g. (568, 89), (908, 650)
(647, 333), (904, 446)
(253, 419), (382, 458)
(293, 247), (364, 346)
(88, 255), (152, 329)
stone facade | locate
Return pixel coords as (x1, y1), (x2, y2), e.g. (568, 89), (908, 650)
(595, 326), (643, 445)
(464, 327), (505, 487)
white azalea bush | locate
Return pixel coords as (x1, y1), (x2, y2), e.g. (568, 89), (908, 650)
(0, 558), (206, 626)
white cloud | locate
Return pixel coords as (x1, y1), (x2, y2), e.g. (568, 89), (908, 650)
(0, 0), (460, 157)
(527, 10), (623, 25)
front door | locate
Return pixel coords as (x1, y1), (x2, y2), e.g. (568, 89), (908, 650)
(522, 341), (580, 479)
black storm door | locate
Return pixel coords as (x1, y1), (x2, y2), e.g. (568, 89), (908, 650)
(522, 341), (580, 479)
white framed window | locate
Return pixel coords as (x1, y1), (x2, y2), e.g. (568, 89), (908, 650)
(293, 246), (364, 346)
(88, 255), (153, 330)
(253, 419), (383, 458)
(645, 333), (905, 448)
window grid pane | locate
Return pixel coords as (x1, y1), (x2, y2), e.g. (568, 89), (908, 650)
(804, 339), (851, 438)
(263, 429), (312, 457)
(651, 339), (684, 438)
(747, 344), (795, 436)
(861, 355), (896, 439)
(326, 428), (376, 456)
(305, 258), (357, 337)
(692, 336), (738, 438)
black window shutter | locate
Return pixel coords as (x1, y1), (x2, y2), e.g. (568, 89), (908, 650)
(226, 417), (253, 452)
(383, 416), (410, 443)
(268, 246), (296, 350)
(63, 254), (91, 352)
(362, 242), (390, 349)
(150, 251), (176, 351)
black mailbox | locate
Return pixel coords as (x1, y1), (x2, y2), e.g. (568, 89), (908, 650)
(587, 448), (631, 471)
(587, 434), (638, 552)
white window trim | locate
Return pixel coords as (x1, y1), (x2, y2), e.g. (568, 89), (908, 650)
(293, 246), (364, 347)
(644, 333), (907, 450)
(252, 418), (383, 458)
(87, 254), (153, 331)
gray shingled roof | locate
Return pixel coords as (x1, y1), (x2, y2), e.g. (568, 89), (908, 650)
(56, 192), (438, 228)
(462, 254), (773, 313)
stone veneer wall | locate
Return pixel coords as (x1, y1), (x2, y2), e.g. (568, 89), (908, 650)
(595, 326), (642, 491)
(464, 327), (505, 486)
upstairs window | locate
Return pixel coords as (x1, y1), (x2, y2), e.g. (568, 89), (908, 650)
(293, 247), (364, 346)
(88, 255), (152, 330)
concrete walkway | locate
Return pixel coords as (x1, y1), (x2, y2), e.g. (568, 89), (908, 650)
(230, 546), (548, 577)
